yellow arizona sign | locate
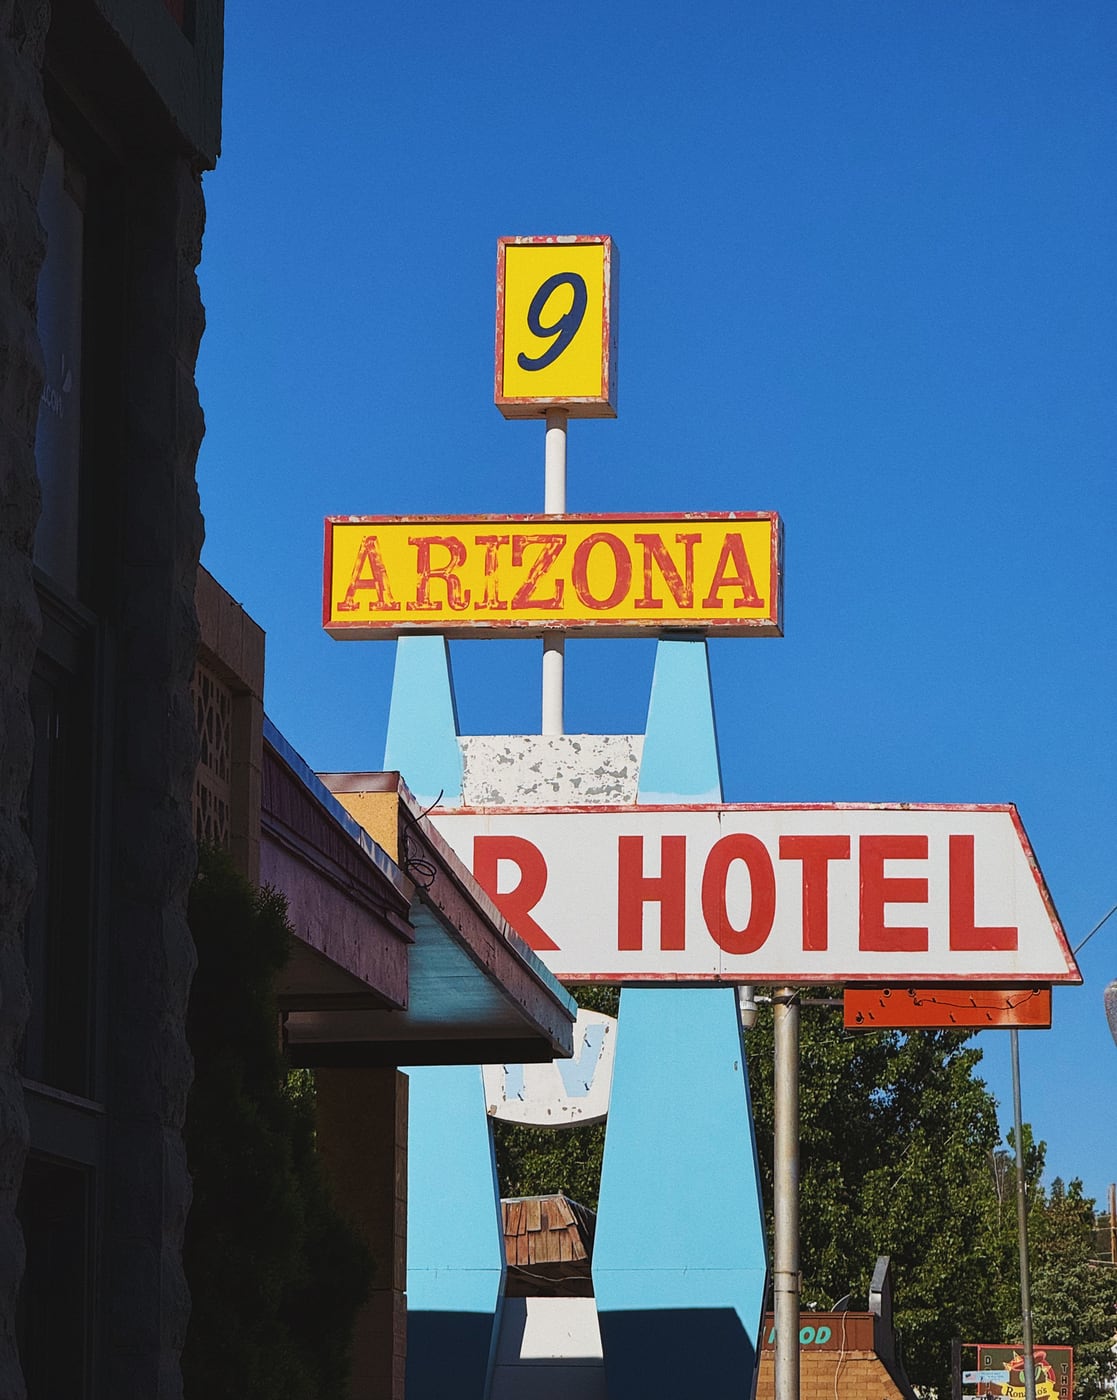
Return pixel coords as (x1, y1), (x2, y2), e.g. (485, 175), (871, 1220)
(324, 514), (782, 639)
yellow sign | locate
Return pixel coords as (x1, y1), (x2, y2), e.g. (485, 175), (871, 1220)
(495, 236), (618, 418)
(324, 514), (782, 639)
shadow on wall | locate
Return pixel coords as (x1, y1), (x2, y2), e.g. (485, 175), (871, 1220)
(407, 1311), (498, 1399)
(600, 1307), (757, 1400)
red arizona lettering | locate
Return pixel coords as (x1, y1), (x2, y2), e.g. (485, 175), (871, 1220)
(571, 533), (631, 610)
(475, 534), (509, 611)
(634, 532), (700, 610)
(511, 534), (566, 610)
(336, 534), (400, 613)
(407, 535), (470, 612)
(701, 533), (765, 610)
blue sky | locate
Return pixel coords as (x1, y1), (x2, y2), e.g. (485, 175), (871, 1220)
(196, 3), (1116, 1206)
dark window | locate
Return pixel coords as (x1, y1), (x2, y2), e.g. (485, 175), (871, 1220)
(22, 589), (97, 1096)
(33, 137), (85, 598)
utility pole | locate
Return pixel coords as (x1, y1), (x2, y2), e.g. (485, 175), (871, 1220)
(773, 987), (800, 1400)
(1010, 1029), (1037, 1400)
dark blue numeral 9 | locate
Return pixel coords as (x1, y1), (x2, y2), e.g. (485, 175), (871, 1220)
(517, 272), (588, 371)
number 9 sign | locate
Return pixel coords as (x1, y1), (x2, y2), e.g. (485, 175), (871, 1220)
(495, 235), (618, 418)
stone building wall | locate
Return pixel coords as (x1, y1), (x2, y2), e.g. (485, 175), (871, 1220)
(0, 4), (50, 1397)
(100, 152), (205, 1400)
(0, 0), (214, 1391)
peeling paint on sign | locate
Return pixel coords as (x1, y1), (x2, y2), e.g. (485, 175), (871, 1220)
(461, 734), (642, 806)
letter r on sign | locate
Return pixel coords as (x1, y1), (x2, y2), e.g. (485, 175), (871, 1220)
(473, 836), (557, 951)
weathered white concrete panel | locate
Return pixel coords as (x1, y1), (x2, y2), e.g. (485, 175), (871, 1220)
(491, 1297), (607, 1400)
(460, 734), (642, 806)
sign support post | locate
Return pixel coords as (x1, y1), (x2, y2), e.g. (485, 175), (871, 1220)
(542, 406), (566, 734)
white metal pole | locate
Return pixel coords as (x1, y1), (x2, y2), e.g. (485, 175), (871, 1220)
(542, 408), (567, 735)
(774, 987), (800, 1400)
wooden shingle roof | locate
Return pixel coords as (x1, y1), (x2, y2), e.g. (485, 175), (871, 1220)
(501, 1194), (596, 1297)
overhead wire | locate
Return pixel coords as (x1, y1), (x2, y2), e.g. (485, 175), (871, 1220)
(1073, 902), (1117, 955)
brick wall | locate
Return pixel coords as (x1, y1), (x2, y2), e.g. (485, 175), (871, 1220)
(316, 1068), (410, 1400)
(756, 1313), (914, 1400)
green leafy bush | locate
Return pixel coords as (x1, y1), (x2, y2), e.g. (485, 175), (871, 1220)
(182, 845), (371, 1400)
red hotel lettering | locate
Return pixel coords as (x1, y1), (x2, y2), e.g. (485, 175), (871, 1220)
(633, 532), (701, 610)
(702, 834), (776, 955)
(859, 835), (928, 952)
(700, 533), (765, 610)
(617, 836), (687, 951)
(335, 534), (400, 613)
(778, 835), (852, 950)
(475, 534), (509, 611)
(571, 533), (632, 610)
(511, 534), (566, 610)
(949, 834), (1017, 950)
(472, 836), (557, 952)
(407, 535), (470, 612)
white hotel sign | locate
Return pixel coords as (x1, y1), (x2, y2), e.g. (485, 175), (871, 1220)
(430, 804), (1079, 986)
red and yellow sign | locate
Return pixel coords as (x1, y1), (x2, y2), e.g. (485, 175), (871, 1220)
(970, 1346), (1073, 1400)
(324, 513), (782, 639)
(495, 236), (618, 418)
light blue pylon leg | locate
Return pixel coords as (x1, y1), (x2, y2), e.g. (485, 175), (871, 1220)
(592, 637), (770, 1400)
(384, 634), (463, 807)
(406, 1063), (505, 1400)
(386, 638), (503, 1400)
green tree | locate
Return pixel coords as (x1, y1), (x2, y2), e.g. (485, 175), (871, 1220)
(1025, 1178), (1117, 1400)
(496, 987), (1115, 1400)
(982, 1147), (1117, 1400)
(982, 1127), (1049, 1340)
(745, 1002), (1004, 1394)
(182, 845), (371, 1400)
